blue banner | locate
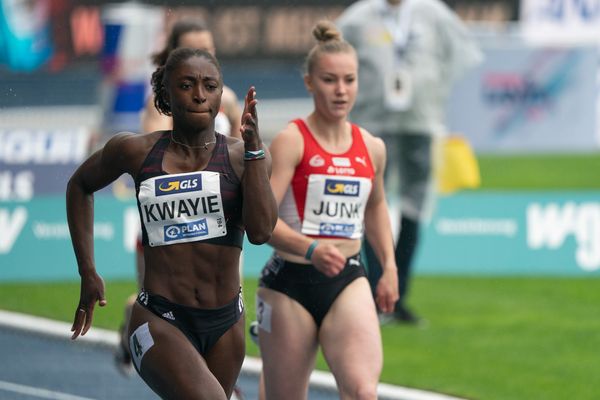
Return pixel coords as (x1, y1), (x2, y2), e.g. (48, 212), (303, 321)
(2, 191), (599, 282)
(0, 196), (139, 281)
(414, 191), (600, 276)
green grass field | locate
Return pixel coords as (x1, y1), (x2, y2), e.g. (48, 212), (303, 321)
(477, 152), (600, 190)
(0, 276), (598, 400)
(1, 153), (599, 399)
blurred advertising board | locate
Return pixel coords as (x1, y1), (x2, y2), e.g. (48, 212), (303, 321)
(99, 3), (163, 132)
(24, 1), (349, 71)
(0, 127), (91, 200)
(414, 191), (600, 276)
(1, 1), (517, 74)
(0, 0), (54, 71)
(0, 197), (139, 281)
(446, 41), (599, 153)
(521, 0), (600, 45)
(0, 125), (136, 282)
(2, 191), (599, 281)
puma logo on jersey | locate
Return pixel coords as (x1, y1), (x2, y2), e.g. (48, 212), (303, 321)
(355, 156), (367, 167)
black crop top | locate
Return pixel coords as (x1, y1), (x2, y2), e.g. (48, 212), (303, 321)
(135, 131), (244, 248)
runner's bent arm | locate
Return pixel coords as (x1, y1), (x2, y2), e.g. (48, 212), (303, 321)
(239, 87), (277, 243)
(267, 125), (347, 277)
(66, 133), (136, 338)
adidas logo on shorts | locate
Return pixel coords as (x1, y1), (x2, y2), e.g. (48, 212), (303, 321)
(162, 311), (175, 320)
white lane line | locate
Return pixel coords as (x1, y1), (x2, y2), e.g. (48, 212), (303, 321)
(241, 357), (467, 400)
(0, 310), (118, 346)
(0, 380), (95, 400)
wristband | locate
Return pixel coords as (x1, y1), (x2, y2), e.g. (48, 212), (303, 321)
(304, 240), (319, 261)
(244, 149), (266, 161)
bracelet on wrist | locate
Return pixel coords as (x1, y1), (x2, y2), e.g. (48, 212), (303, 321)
(244, 149), (266, 161)
(304, 240), (319, 261)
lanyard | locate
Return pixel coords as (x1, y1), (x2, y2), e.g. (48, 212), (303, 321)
(379, 0), (413, 60)
(375, 0), (416, 110)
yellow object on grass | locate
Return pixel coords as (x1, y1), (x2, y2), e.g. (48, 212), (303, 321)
(436, 135), (481, 194)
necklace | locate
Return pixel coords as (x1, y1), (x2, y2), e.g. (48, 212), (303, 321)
(170, 131), (216, 150)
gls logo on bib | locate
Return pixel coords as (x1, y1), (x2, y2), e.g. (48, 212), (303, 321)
(155, 174), (202, 196)
(324, 179), (360, 196)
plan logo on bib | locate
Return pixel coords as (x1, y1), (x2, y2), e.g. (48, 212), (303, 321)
(164, 219), (209, 242)
(320, 222), (355, 237)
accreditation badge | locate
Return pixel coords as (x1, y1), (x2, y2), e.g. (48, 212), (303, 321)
(384, 67), (413, 111)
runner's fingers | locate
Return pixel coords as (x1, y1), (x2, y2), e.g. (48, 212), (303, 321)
(71, 307), (86, 339)
(377, 295), (392, 314)
(81, 307), (94, 336)
(243, 87), (256, 112)
(248, 99), (258, 118)
(378, 288), (396, 313)
(98, 292), (107, 307)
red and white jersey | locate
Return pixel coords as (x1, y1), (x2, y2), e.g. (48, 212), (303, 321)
(279, 119), (375, 239)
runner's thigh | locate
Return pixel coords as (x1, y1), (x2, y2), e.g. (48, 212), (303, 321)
(128, 302), (227, 400)
(258, 288), (319, 400)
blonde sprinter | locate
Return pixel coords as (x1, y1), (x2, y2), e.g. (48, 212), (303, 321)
(256, 21), (399, 400)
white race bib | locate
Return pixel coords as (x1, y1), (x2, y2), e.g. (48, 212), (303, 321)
(138, 171), (226, 246)
(301, 174), (372, 239)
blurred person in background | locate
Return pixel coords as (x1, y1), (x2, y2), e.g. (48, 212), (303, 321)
(68, 47), (276, 399)
(337, 0), (482, 324)
(255, 20), (398, 399)
(140, 18), (241, 137)
(114, 17), (243, 377)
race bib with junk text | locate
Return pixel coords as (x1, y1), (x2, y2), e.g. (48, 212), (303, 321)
(301, 174), (372, 239)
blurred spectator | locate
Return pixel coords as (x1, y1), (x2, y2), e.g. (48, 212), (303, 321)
(337, 0), (482, 323)
(140, 17), (241, 137)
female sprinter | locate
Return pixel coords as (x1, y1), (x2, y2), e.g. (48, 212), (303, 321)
(68, 47), (277, 399)
(256, 20), (399, 400)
